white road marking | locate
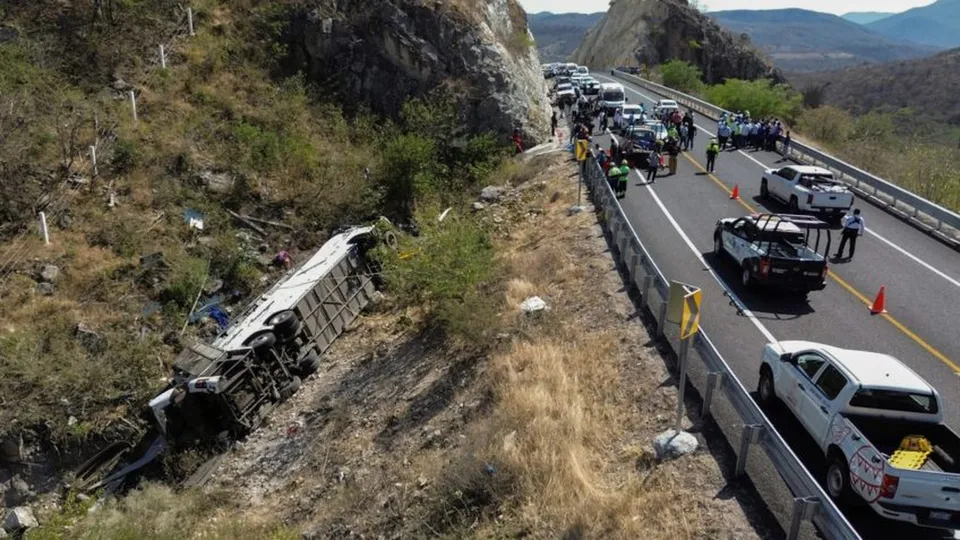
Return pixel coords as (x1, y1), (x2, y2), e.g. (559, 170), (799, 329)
(595, 74), (960, 291)
(637, 170), (779, 344)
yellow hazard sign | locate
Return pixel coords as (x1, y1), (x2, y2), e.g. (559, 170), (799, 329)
(667, 281), (702, 340)
(575, 139), (589, 162)
(680, 288), (702, 339)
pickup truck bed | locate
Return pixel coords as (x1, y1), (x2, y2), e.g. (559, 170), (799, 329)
(848, 415), (960, 473)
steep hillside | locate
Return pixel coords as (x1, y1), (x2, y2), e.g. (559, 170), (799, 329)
(572, 0), (777, 83)
(529, 11), (604, 62)
(710, 9), (939, 71)
(867, 0), (960, 48)
(841, 11), (895, 25)
(0, 0), (547, 486)
(788, 48), (960, 124)
(284, 0), (551, 144)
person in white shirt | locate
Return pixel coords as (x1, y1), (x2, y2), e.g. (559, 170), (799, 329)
(835, 208), (865, 260)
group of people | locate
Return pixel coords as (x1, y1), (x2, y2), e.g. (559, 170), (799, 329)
(716, 111), (791, 156)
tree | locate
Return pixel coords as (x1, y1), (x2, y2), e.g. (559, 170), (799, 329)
(660, 59), (704, 94)
(795, 106), (852, 144)
(704, 79), (802, 121)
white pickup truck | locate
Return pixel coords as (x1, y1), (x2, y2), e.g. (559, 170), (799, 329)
(760, 165), (854, 216)
(758, 340), (960, 530)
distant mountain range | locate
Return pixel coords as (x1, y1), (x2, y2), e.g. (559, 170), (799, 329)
(865, 0), (960, 49)
(528, 12), (604, 62)
(788, 48), (960, 125)
(840, 12), (894, 25)
(710, 8), (941, 71)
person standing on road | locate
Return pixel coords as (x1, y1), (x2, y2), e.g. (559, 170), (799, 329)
(706, 138), (720, 173)
(607, 158), (624, 193)
(551, 111), (558, 139)
(718, 122), (731, 150)
(835, 208), (865, 260)
(646, 149), (661, 184)
(617, 160), (631, 198)
(666, 137), (680, 175)
(679, 123), (689, 151)
(780, 131), (792, 161)
(688, 123), (697, 150)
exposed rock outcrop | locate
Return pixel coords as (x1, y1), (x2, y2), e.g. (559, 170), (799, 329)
(284, 0), (551, 145)
(572, 0), (780, 83)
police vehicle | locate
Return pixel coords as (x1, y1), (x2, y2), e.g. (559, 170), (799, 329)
(713, 213), (832, 293)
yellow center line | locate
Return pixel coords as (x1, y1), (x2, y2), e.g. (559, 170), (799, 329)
(680, 152), (960, 373)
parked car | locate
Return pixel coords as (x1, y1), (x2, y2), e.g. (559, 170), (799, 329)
(759, 340), (960, 530)
(761, 165), (854, 216)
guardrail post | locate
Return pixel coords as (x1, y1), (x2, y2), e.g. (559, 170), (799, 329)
(735, 424), (763, 478)
(674, 337), (691, 430)
(656, 300), (668, 338)
(787, 497), (820, 540)
(700, 371), (724, 421)
(640, 274), (652, 308)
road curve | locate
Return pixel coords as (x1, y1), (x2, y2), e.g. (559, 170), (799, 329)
(588, 73), (960, 540)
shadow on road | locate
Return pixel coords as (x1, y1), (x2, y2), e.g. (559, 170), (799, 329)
(701, 252), (816, 320)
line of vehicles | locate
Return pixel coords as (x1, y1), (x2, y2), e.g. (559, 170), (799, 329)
(568, 66), (958, 533)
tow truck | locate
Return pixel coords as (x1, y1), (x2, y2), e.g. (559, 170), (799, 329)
(71, 225), (390, 492)
(713, 213), (831, 293)
(759, 341), (960, 530)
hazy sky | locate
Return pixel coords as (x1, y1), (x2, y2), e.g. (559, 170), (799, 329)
(517, 0), (936, 16)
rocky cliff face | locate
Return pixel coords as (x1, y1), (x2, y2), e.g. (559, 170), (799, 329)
(284, 0), (551, 144)
(572, 0), (779, 83)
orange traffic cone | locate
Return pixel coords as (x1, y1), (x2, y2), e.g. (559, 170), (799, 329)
(730, 184), (740, 200)
(870, 286), (887, 315)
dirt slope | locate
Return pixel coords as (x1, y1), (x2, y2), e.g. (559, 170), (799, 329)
(203, 150), (774, 537)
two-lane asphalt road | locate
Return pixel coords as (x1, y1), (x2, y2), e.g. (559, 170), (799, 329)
(588, 74), (960, 539)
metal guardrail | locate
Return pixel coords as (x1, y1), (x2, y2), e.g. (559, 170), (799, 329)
(610, 71), (960, 246)
(581, 156), (860, 539)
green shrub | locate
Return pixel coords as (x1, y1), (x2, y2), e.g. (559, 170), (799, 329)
(379, 134), (438, 217)
(660, 59), (704, 94)
(705, 79), (802, 121)
(161, 255), (209, 309)
(28, 484), (297, 540)
(796, 106), (853, 144)
(380, 208), (501, 343)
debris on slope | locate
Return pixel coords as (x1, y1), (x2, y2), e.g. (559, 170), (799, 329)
(204, 151), (775, 537)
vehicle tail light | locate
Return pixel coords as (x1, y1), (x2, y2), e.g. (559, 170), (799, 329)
(807, 194), (814, 205)
(759, 258), (771, 276)
(880, 474), (899, 498)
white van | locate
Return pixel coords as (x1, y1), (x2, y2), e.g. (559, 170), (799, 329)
(599, 83), (626, 113)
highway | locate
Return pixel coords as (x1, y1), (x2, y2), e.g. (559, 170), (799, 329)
(589, 74), (960, 539)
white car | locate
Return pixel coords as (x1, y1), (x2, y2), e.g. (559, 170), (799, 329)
(616, 104), (645, 130)
(643, 119), (668, 141)
(759, 341), (960, 530)
(655, 99), (679, 115)
(761, 165), (854, 215)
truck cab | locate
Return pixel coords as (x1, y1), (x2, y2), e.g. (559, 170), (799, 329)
(759, 341), (960, 530)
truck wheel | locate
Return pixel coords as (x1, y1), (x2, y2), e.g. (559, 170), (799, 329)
(760, 180), (769, 199)
(789, 196), (799, 212)
(279, 376), (301, 400)
(244, 331), (276, 361)
(298, 350), (321, 377)
(826, 456), (853, 503)
(741, 266), (755, 289)
(713, 234), (724, 255)
(757, 367), (776, 408)
(267, 310), (299, 336)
